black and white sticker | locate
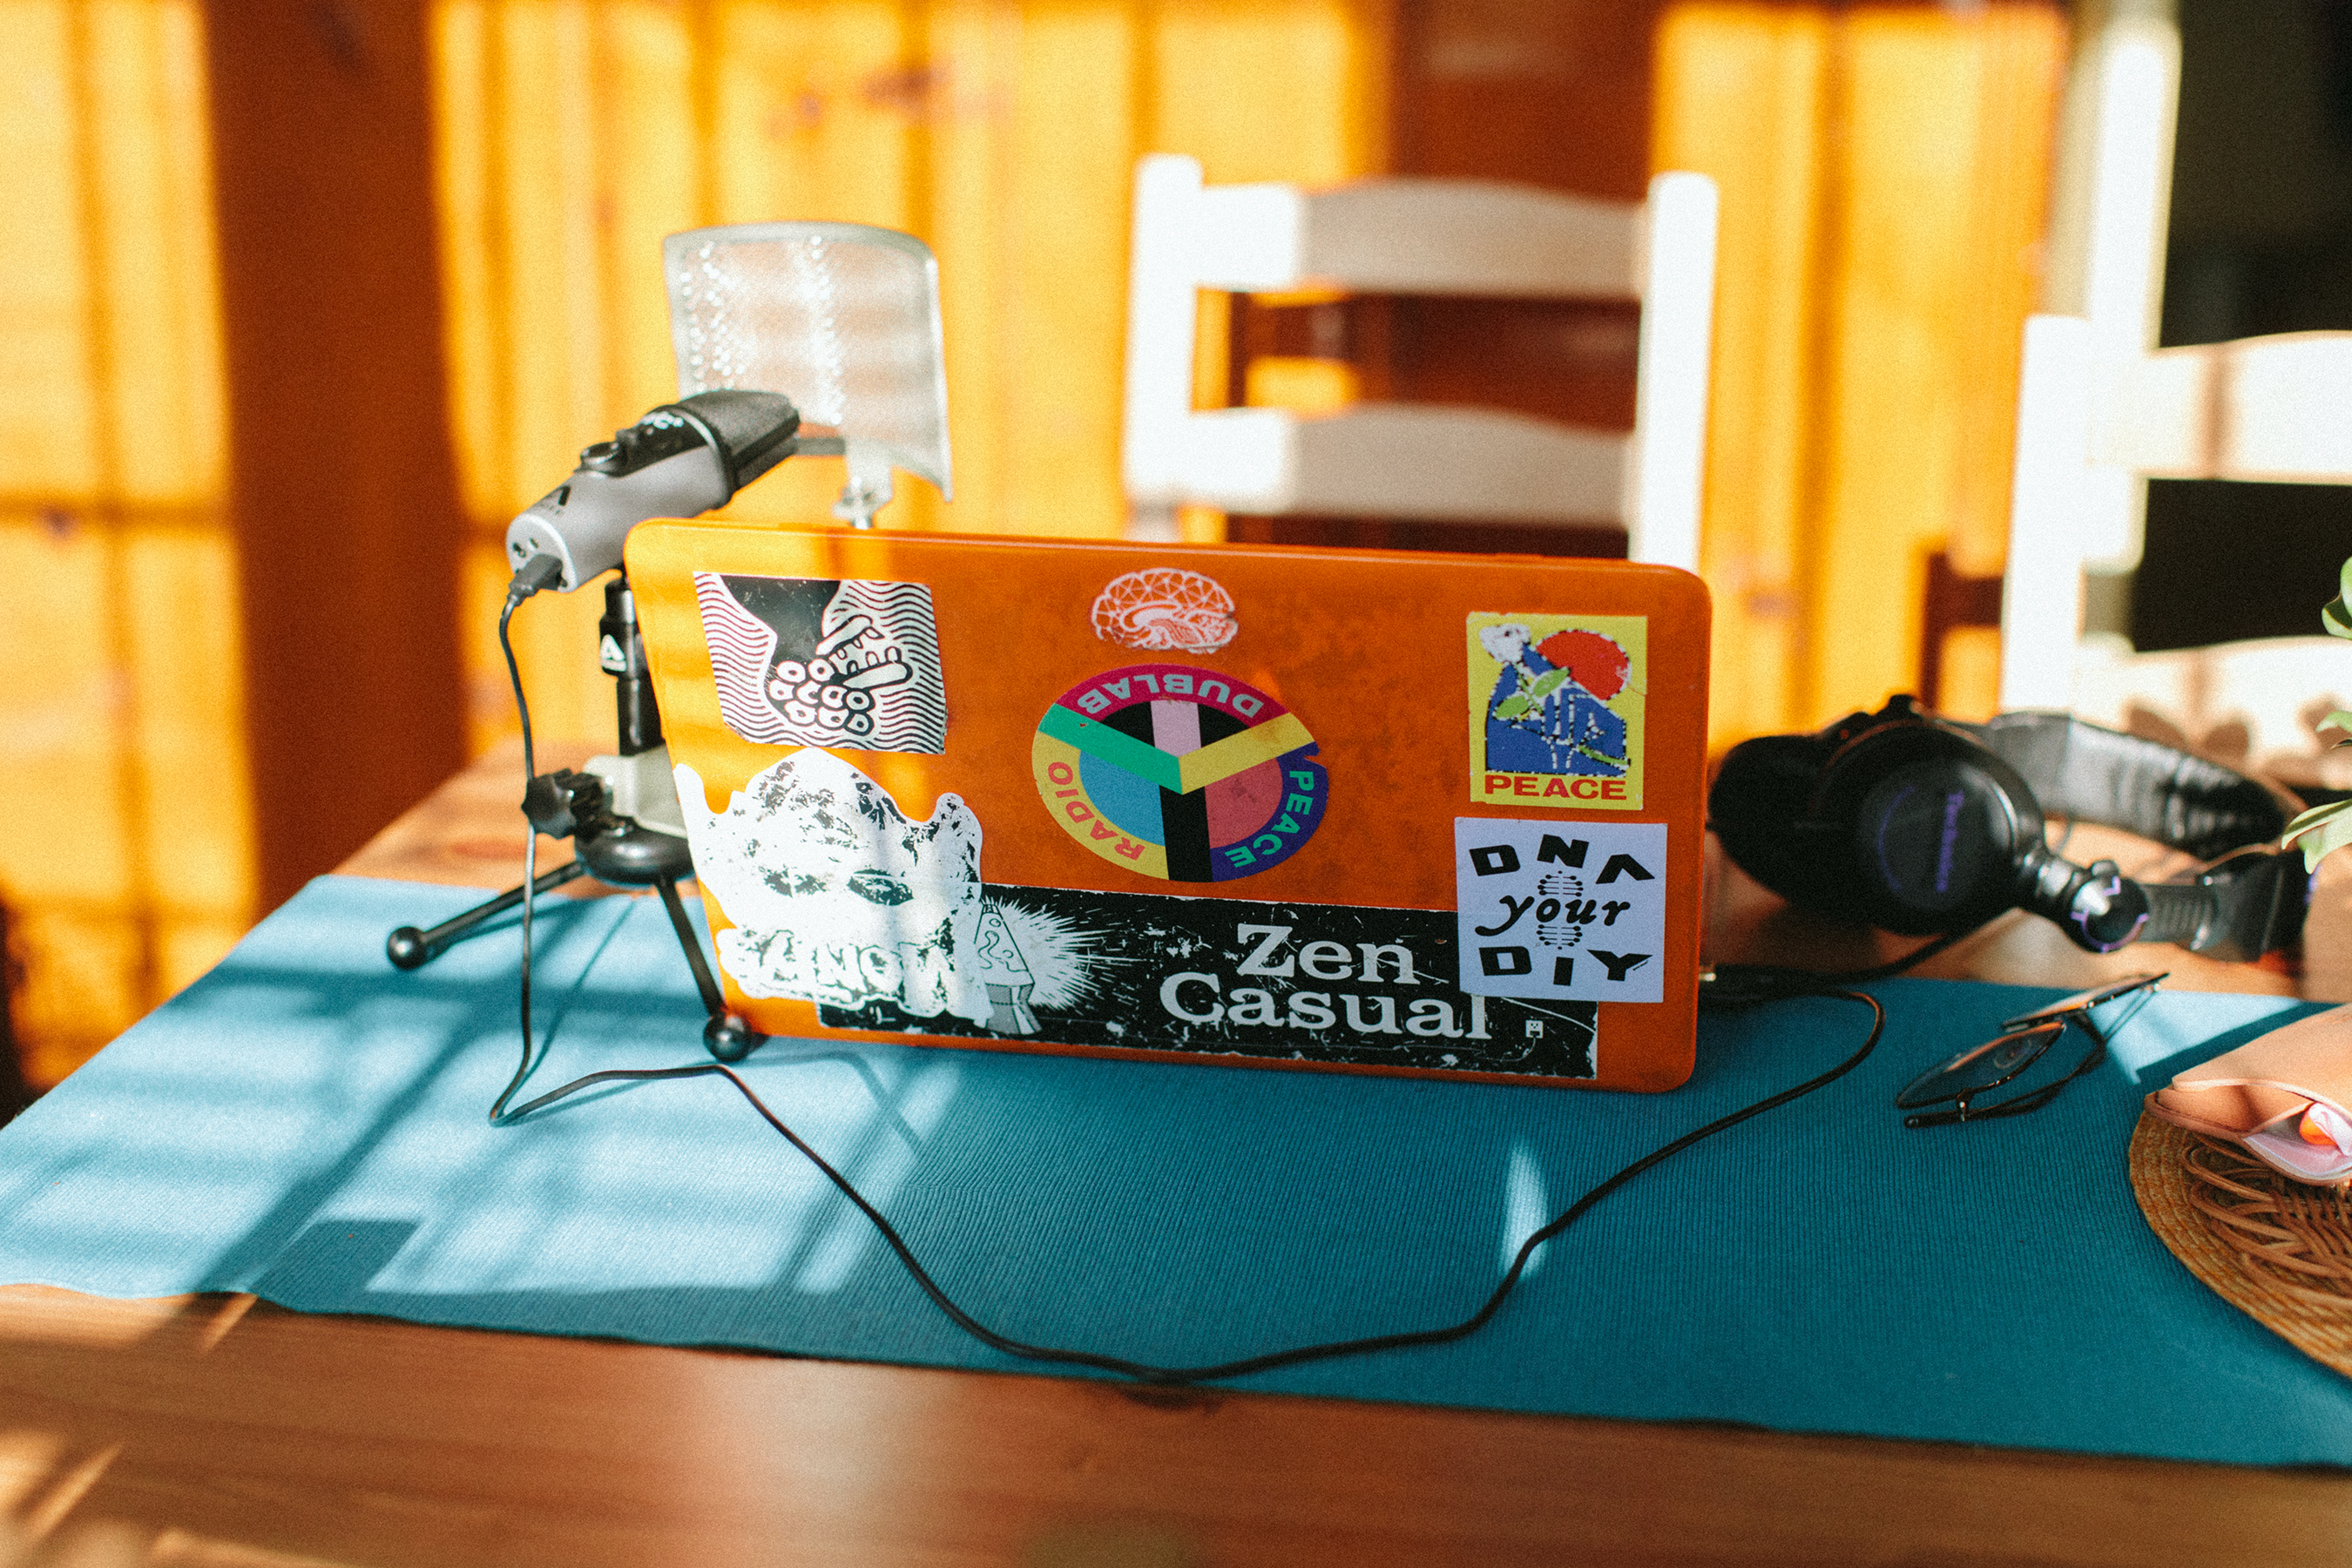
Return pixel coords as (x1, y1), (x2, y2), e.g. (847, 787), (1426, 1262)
(695, 572), (947, 754)
(679, 750), (1599, 1079)
(1455, 818), (1667, 1004)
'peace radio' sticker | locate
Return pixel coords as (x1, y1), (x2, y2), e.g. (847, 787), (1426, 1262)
(1467, 612), (1646, 810)
(696, 572), (946, 754)
(1455, 819), (1666, 1004)
(1032, 665), (1326, 882)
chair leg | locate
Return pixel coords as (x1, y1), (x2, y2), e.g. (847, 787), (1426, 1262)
(1918, 549), (2005, 712)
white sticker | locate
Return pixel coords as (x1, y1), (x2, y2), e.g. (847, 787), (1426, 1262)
(677, 750), (1064, 1036)
(1454, 818), (1667, 1004)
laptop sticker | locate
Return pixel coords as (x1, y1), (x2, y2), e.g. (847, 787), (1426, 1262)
(1031, 665), (1328, 882)
(695, 572), (947, 754)
(1466, 612), (1647, 810)
(1091, 567), (1239, 652)
(1454, 819), (1668, 1004)
(676, 751), (1089, 1034)
(838, 894), (1596, 1078)
(678, 752), (1593, 1076)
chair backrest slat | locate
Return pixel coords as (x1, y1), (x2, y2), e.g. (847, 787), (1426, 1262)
(2098, 333), (2352, 482)
(1120, 152), (1717, 568)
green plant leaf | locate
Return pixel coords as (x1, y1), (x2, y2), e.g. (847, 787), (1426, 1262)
(2327, 556), (2352, 639)
(1495, 694), (1531, 720)
(1524, 669), (1570, 701)
(2283, 799), (2352, 871)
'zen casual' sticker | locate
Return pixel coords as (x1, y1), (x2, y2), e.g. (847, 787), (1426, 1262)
(1455, 819), (1667, 1004)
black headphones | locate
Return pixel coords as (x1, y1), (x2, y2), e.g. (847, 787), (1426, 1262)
(1710, 696), (2306, 960)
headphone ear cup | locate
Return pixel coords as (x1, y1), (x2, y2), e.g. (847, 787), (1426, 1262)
(1710, 733), (1848, 910)
(1816, 725), (2048, 935)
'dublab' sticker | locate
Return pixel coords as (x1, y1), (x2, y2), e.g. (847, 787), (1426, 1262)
(1031, 664), (1326, 882)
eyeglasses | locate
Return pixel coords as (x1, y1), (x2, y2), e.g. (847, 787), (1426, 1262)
(1893, 971), (2166, 1129)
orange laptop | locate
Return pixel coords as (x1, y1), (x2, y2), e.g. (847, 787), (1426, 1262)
(625, 525), (1709, 1092)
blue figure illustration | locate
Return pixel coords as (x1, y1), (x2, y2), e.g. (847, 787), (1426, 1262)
(1478, 624), (1629, 777)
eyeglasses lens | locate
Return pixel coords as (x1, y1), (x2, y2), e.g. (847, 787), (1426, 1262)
(1999, 972), (2165, 1033)
(1894, 1022), (2066, 1109)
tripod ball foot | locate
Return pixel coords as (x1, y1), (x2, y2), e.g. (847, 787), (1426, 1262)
(704, 1015), (765, 1063)
(386, 928), (431, 970)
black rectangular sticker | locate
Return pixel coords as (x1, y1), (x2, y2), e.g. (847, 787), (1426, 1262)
(815, 885), (1598, 1078)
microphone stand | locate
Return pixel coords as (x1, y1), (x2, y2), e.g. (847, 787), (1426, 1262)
(384, 573), (763, 1061)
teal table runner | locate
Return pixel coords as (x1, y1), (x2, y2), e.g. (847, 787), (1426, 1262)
(1, 875), (2344, 1465)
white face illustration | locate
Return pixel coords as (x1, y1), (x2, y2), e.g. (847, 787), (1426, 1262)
(677, 749), (1019, 1026)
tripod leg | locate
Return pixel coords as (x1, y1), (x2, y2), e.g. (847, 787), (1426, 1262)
(386, 857), (589, 970)
(653, 874), (766, 1063)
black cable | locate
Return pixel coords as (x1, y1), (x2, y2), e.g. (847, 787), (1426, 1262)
(481, 550), (1889, 1384)
(494, 990), (1887, 1387)
(490, 556), (564, 1124)
(1703, 924), (1977, 1009)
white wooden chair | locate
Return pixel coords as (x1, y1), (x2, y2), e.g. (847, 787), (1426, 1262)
(1119, 154), (1718, 570)
(1992, 6), (2352, 740)
(2000, 319), (2352, 715)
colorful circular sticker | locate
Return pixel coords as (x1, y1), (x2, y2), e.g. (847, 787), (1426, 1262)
(1031, 664), (1327, 882)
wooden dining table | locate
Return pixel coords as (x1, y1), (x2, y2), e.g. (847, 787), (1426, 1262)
(3, 742), (2349, 1567)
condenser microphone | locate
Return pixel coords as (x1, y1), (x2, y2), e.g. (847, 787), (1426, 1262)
(504, 389), (804, 591)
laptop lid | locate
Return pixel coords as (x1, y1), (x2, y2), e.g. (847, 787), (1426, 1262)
(626, 524), (1709, 1092)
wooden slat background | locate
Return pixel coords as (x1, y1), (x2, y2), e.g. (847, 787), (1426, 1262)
(0, 0), (249, 1087)
(0, 0), (2066, 1088)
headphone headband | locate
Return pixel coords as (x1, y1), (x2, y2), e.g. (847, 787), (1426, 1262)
(1955, 712), (2286, 861)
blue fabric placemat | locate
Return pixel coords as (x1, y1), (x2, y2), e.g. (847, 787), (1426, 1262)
(2, 874), (2347, 1465)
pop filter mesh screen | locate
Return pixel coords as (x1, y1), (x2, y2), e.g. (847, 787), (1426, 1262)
(664, 222), (951, 496)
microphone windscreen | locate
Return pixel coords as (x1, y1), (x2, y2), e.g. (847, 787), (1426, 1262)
(675, 389), (801, 490)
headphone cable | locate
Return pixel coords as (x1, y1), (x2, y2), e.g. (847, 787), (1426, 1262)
(1702, 924), (1979, 1009)
(494, 992), (1886, 1386)
(481, 574), (1891, 1385)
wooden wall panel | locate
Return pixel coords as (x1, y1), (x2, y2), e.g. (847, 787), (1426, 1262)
(1152, 0), (1389, 184)
(0, 3), (98, 493)
(1002, 4), (1139, 538)
(205, 0), (470, 910)
(1396, 0), (1662, 195)
(706, 0), (927, 546)
(1654, 1), (2062, 740)
(923, 2), (1022, 551)
(0, 0), (253, 1086)
(1815, 4), (2063, 724)
(1653, 4), (1828, 753)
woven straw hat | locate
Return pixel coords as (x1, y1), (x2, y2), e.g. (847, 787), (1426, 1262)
(2130, 1111), (2352, 1377)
